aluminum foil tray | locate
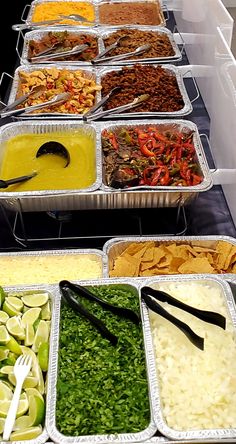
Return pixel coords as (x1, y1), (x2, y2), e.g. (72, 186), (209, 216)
(0, 248), (104, 285)
(25, 0), (99, 28)
(0, 120), (102, 212)
(6, 64), (101, 120)
(140, 275), (236, 441)
(0, 283), (60, 444)
(46, 277), (159, 443)
(103, 235), (236, 278)
(21, 27), (103, 66)
(100, 120), (212, 193)
(98, 64), (192, 118)
(97, 0), (165, 27)
(97, 26), (181, 66)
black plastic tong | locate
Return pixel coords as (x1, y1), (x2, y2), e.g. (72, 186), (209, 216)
(141, 286), (226, 351)
(59, 280), (140, 345)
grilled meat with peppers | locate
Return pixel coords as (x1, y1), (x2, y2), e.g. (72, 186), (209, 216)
(102, 126), (203, 189)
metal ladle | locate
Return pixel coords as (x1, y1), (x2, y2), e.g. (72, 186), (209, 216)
(36, 141), (70, 167)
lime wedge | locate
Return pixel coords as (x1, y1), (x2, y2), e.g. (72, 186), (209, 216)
(32, 320), (49, 353)
(32, 360), (45, 394)
(0, 380), (13, 400)
(0, 365), (14, 375)
(25, 388), (44, 402)
(2, 300), (21, 317)
(0, 286), (6, 309)
(6, 316), (25, 340)
(0, 310), (9, 324)
(18, 394), (45, 427)
(22, 293), (48, 308)
(13, 414), (31, 431)
(38, 342), (49, 372)
(0, 393), (28, 418)
(25, 324), (35, 346)
(9, 374), (38, 388)
(22, 307), (41, 328)
(0, 416), (5, 434)
(0, 346), (9, 361)
(10, 425), (42, 441)
(0, 325), (10, 344)
(41, 301), (51, 320)
(6, 336), (22, 355)
(6, 296), (23, 312)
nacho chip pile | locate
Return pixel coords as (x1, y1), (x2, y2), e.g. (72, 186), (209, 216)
(109, 240), (236, 277)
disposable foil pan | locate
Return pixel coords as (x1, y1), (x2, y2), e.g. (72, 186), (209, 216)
(6, 64), (101, 120)
(0, 283), (60, 444)
(0, 248), (104, 285)
(103, 235), (236, 277)
(98, 64), (192, 118)
(97, 26), (181, 66)
(21, 27), (103, 65)
(24, 0), (99, 28)
(100, 120), (212, 193)
(46, 277), (159, 443)
(140, 275), (236, 441)
(97, 0), (165, 27)
(0, 120), (102, 212)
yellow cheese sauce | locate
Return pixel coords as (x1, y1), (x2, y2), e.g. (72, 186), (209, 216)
(0, 131), (96, 192)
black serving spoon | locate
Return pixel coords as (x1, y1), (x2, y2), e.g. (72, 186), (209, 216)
(36, 141), (70, 167)
(0, 172), (37, 189)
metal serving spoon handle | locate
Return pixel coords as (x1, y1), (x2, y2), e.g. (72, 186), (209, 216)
(12, 19), (62, 31)
(1, 86), (46, 112)
(0, 173), (37, 189)
(86, 94), (150, 121)
(83, 86), (121, 120)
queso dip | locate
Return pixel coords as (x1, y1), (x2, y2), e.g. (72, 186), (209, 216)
(0, 131), (96, 191)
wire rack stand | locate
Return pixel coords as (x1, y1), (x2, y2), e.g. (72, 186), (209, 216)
(0, 199), (188, 249)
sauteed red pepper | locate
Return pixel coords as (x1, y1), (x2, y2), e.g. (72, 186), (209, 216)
(102, 126), (203, 189)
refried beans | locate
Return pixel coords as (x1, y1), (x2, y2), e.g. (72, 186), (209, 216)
(99, 2), (163, 26)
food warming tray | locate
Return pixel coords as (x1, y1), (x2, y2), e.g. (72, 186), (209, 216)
(46, 278), (159, 443)
(0, 120), (212, 212)
(97, 26), (181, 65)
(21, 27), (103, 66)
(97, 64), (193, 118)
(0, 120), (102, 212)
(103, 235), (236, 278)
(5, 64), (101, 120)
(141, 275), (236, 441)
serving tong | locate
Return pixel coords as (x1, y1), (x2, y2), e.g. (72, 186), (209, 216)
(92, 44), (151, 64)
(0, 92), (71, 118)
(30, 43), (89, 62)
(83, 93), (150, 121)
(59, 280), (140, 346)
(12, 14), (95, 31)
(141, 286), (226, 350)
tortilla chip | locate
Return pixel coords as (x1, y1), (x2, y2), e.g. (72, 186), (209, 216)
(142, 246), (155, 262)
(169, 256), (186, 272)
(178, 257), (215, 274)
(166, 244), (196, 259)
(193, 246), (217, 254)
(110, 255), (140, 277)
(216, 241), (234, 270)
(120, 242), (145, 257)
(133, 245), (149, 259)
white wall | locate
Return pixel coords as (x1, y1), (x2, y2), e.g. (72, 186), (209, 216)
(222, 0), (236, 6)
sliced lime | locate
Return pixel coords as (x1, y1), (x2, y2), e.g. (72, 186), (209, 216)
(25, 324), (35, 346)
(41, 301), (51, 320)
(10, 425), (42, 441)
(6, 316), (25, 340)
(25, 388), (44, 402)
(13, 415), (31, 431)
(6, 336), (22, 355)
(17, 394), (45, 427)
(0, 380), (13, 400)
(38, 342), (49, 372)
(0, 310), (9, 324)
(32, 320), (49, 353)
(6, 296), (23, 313)
(0, 286), (6, 309)
(0, 365), (14, 375)
(0, 346), (9, 361)
(22, 293), (48, 308)
(0, 325), (10, 344)
(0, 417), (5, 434)
(21, 307), (41, 328)
(32, 360), (44, 395)
(9, 374), (38, 388)
(0, 393), (28, 418)
(2, 300), (21, 317)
